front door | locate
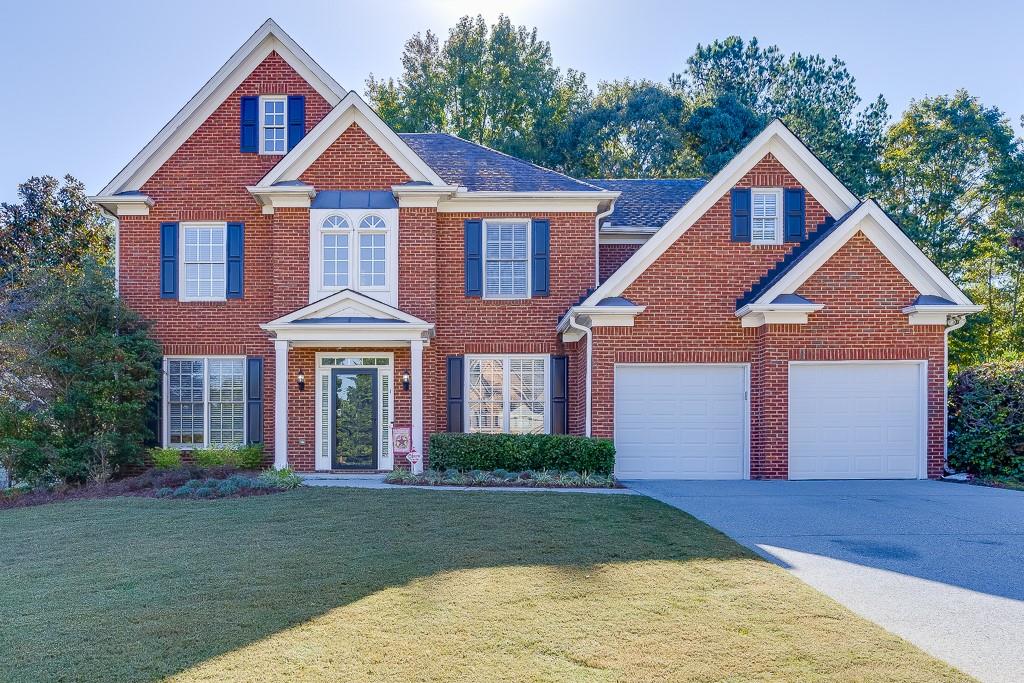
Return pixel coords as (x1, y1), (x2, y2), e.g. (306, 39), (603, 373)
(330, 368), (378, 470)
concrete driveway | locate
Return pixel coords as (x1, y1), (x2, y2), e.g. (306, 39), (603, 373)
(627, 480), (1024, 683)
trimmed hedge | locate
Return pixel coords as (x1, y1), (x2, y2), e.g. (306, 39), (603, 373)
(949, 360), (1024, 479)
(428, 433), (615, 474)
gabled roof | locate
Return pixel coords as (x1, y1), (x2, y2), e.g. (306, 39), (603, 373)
(585, 178), (707, 228)
(399, 133), (605, 192)
(98, 19), (345, 196)
(264, 288), (431, 328)
(256, 92), (447, 188)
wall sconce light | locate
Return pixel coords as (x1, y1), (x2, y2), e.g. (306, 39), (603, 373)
(297, 369), (306, 392)
(401, 370), (411, 392)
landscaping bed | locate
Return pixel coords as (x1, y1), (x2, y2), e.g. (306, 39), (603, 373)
(385, 467), (619, 488)
(0, 465), (302, 510)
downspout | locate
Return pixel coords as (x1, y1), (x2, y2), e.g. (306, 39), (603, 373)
(567, 314), (592, 437)
(943, 314), (968, 472)
(594, 202), (615, 288)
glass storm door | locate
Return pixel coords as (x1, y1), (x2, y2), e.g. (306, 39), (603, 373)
(330, 368), (378, 470)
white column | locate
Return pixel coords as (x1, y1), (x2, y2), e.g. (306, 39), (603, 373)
(410, 336), (424, 474)
(273, 339), (289, 469)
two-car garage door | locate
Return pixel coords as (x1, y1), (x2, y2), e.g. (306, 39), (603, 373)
(614, 362), (925, 480)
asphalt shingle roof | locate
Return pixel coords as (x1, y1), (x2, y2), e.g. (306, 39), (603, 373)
(585, 178), (707, 228)
(399, 133), (604, 192)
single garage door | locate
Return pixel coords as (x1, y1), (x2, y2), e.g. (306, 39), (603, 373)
(789, 362), (925, 479)
(614, 364), (748, 479)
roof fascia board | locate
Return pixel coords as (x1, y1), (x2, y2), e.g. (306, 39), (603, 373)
(258, 93), (446, 187)
(437, 191), (617, 213)
(576, 119), (861, 307)
(99, 20), (344, 196)
(755, 202), (973, 306)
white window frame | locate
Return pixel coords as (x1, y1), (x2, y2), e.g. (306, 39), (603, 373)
(750, 188), (783, 245)
(320, 214), (351, 290)
(357, 214), (388, 291)
(482, 218), (532, 300)
(162, 356), (247, 449)
(179, 221), (227, 302)
(464, 354), (550, 434)
(259, 95), (288, 155)
(308, 209), (399, 305)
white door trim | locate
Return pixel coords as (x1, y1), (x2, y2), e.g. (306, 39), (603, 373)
(787, 360), (929, 480)
(614, 362), (751, 480)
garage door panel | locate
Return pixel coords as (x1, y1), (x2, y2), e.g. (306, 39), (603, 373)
(615, 365), (747, 480)
(790, 363), (923, 480)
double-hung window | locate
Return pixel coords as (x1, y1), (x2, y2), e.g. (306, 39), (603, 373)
(466, 355), (548, 434)
(321, 215), (351, 288)
(751, 188), (783, 244)
(165, 357), (245, 448)
(182, 223), (226, 300)
(483, 219), (530, 298)
(260, 95), (287, 154)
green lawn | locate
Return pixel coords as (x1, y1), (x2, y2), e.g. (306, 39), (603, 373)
(1, 488), (970, 682)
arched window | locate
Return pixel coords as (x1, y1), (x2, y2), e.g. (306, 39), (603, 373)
(359, 214), (386, 230)
(321, 215), (350, 288)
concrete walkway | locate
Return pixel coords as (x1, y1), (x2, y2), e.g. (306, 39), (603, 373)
(300, 473), (635, 494)
(626, 479), (1024, 683)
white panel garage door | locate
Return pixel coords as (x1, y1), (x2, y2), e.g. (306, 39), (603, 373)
(789, 362), (925, 480)
(614, 364), (747, 479)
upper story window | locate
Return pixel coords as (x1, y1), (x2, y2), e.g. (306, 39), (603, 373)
(260, 96), (287, 155)
(181, 223), (226, 301)
(751, 188), (782, 244)
(321, 215), (351, 288)
(483, 219), (530, 298)
(358, 215), (387, 288)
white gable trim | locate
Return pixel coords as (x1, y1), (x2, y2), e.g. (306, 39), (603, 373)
(98, 19), (345, 196)
(753, 200), (974, 307)
(256, 92), (446, 187)
(263, 288), (431, 327)
(577, 120), (860, 307)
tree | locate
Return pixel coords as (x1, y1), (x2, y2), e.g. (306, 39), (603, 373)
(367, 14), (589, 166)
(672, 37), (888, 195)
(683, 93), (766, 176)
(0, 260), (161, 485)
(559, 80), (695, 178)
(0, 175), (111, 291)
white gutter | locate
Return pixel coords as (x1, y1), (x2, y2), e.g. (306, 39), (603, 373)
(566, 314), (592, 437)
(594, 201), (616, 287)
(943, 314), (969, 472)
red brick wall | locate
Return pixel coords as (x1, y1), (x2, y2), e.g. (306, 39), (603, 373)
(588, 156), (946, 478)
(599, 243), (642, 283)
(300, 125), (411, 189)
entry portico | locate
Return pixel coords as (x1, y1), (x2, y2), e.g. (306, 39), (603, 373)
(261, 289), (433, 473)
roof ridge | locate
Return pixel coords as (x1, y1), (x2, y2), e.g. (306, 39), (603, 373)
(585, 177), (708, 183)
(404, 131), (606, 192)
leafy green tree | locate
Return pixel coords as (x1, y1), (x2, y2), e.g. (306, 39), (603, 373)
(672, 36), (888, 194)
(0, 260), (161, 484)
(683, 93), (766, 176)
(0, 175), (111, 290)
(367, 14), (589, 166)
(878, 91), (1024, 365)
(559, 80), (696, 178)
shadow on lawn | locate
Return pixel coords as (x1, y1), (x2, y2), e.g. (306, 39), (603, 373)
(0, 487), (749, 683)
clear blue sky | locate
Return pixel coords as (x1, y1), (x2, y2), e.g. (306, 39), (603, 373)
(2, 0), (1022, 202)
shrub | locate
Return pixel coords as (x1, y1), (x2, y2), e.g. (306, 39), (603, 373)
(191, 444), (264, 470)
(258, 467), (303, 490)
(150, 448), (182, 470)
(428, 433), (615, 474)
(949, 360), (1024, 479)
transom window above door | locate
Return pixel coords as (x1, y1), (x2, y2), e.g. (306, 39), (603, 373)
(483, 220), (530, 298)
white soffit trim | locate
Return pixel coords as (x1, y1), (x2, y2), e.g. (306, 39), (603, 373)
(99, 19), (345, 196)
(575, 119), (861, 307)
(264, 288), (432, 327)
(754, 200), (975, 307)
(257, 91), (446, 187)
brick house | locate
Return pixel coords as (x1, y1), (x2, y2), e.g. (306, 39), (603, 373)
(91, 20), (980, 480)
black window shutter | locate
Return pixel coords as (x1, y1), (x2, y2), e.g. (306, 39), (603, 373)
(246, 357), (264, 444)
(730, 188), (751, 242)
(240, 96), (258, 153)
(550, 355), (569, 434)
(464, 220), (483, 297)
(446, 356), (465, 432)
(531, 219), (550, 297)
(160, 222), (178, 299)
(287, 95), (306, 150)
(226, 222), (244, 299)
(784, 188), (806, 241)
